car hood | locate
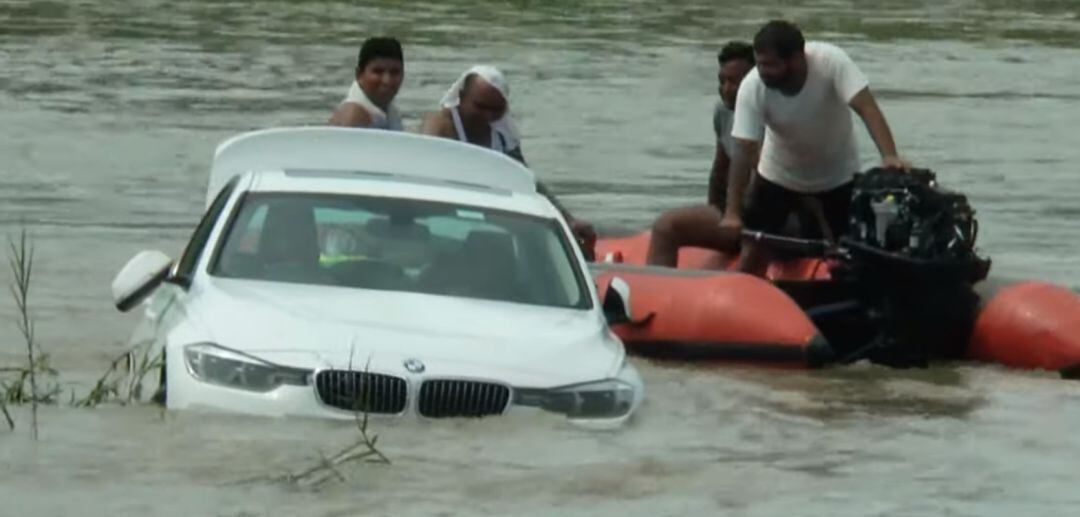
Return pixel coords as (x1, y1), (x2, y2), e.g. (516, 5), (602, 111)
(177, 277), (621, 386)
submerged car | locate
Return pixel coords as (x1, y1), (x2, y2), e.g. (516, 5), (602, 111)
(111, 127), (643, 428)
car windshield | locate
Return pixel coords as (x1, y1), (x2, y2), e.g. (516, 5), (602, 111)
(210, 192), (590, 309)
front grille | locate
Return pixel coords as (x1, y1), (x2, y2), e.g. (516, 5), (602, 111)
(315, 370), (408, 414)
(418, 380), (511, 418)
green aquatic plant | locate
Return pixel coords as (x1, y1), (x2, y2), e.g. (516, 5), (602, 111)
(4, 227), (61, 439)
(286, 361), (390, 486)
(0, 355), (60, 405)
(74, 343), (164, 408)
(0, 402), (11, 430)
(234, 348), (390, 488)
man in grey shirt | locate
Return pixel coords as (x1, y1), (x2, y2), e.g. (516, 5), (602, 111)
(646, 41), (755, 266)
(712, 91), (737, 206)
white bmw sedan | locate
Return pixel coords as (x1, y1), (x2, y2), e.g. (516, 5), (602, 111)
(111, 127), (643, 428)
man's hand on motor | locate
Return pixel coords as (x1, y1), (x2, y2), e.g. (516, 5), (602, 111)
(882, 154), (912, 172)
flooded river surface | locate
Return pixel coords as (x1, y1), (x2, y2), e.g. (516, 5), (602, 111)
(2, 0), (1079, 515)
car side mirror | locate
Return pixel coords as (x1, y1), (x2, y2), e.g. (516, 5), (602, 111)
(602, 276), (633, 326)
(112, 250), (174, 312)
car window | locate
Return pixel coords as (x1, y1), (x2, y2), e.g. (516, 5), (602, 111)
(175, 176), (239, 280)
(211, 193), (590, 309)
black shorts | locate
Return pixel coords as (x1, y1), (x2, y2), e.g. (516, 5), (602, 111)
(742, 173), (853, 240)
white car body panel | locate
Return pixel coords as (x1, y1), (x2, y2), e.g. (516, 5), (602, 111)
(207, 126), (538, 207)
(123, 127), (643, 428)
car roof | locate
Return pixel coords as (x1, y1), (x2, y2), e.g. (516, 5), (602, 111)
(208, 126), (540, 208)
(238, 168), (561, 218)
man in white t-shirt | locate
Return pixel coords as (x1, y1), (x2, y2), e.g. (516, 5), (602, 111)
(720, 20), (911, 276)
(645, 41), (756, 266)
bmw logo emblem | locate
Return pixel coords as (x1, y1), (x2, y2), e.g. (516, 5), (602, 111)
(403, 358), (425, 374)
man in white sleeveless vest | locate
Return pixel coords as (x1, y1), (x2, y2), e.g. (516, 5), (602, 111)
(329, 37), (405, 130)
(720, 20), (911, 276)
(420, 65), (523, 160)
(421, 65), (596, 257)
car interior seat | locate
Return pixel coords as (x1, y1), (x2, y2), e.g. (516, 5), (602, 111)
(459, 230), (521, 301)
(257, 201), (322, 282)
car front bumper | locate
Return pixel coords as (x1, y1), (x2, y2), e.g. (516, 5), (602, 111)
(165, 349), (644, 428)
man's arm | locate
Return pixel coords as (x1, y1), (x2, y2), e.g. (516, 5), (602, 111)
(722, 138), (761, 224)
(506, 146), (528, 167)
(723, 71), (764, 222)
(536, 180), (574, 222)
(501, 141), (570, 221)
(537, 179), (595, 258)
(849, 87), (910, 170)
(419, 110), (454, 137)
(507, 145), (564, 215)
(329, 103), (373, 127)
(707, 144), (731, 208)
(510, 146), (593, 247)
(506, 144), (572, 220)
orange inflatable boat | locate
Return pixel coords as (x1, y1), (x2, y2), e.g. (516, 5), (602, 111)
(589, 169), (1080, 378)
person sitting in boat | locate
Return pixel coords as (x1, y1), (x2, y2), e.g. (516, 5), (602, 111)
(645, 41), (757, 267)
(420, 65), (596, 255)
(329, 37), (405, 130)
(720, 20), (911, 277)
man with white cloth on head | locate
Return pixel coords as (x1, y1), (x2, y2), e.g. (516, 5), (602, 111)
(421, 65), (597, 257)
(421, 65), (526, 161)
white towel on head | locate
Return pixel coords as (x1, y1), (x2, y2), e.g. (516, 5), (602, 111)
(438, 65), (521, 150)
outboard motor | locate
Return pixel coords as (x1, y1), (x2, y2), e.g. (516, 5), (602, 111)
(835, 168), (991, 366)
(845, 168), (988, 281)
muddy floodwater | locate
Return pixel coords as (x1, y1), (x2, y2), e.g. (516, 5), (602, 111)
(2, 0), (1079, 515)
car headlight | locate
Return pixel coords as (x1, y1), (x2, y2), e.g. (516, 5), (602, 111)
(183, 343), (310, 392)
(515, 379), (636, 419)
